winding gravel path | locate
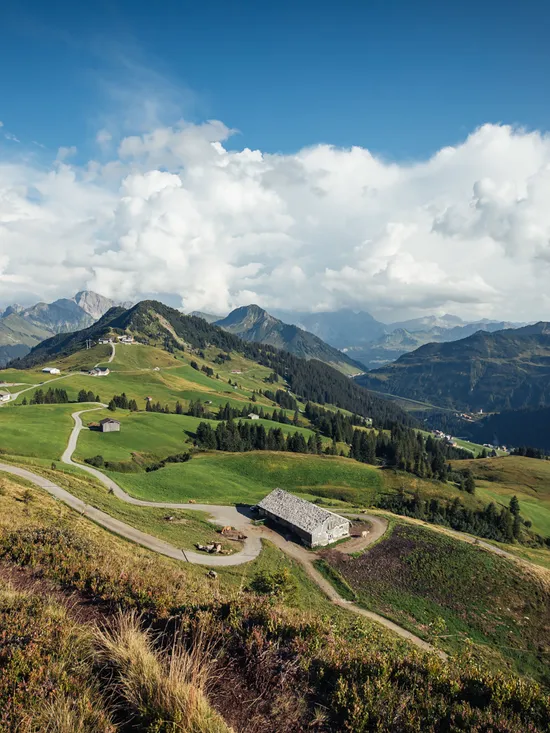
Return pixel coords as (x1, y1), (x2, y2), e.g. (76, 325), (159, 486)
(0, 404), (447, 656)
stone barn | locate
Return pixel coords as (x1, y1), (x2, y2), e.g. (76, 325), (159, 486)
(99, 418), (121, 433)
(257, 488), (350, 548)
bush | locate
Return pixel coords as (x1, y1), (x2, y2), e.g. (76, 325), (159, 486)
(249, 568), (297, 599)
(85, 455), (105, 468)
(146, 452), (192, 473)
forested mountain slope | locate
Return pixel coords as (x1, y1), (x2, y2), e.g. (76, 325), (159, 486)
(216, 305), (365, 374)
(357, 323), (550, 411)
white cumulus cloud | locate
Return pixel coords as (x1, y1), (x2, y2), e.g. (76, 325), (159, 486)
(0, 120), (549, 321)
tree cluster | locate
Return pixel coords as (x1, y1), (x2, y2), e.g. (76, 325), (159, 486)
(30, 388), (69, 405)
(352, 424), (473, 482)
(305, 402), (365, 443)
(108, 393), (138, 411)
(145, 400), (171, 414)
(77, 389), (100, 403)
(376, 491), (531, 545)
(195, 419), (323, 455)
(262, 388), (298, 411)
(511, 446), (549, 460)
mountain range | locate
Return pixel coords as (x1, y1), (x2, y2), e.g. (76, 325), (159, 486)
(266, 309), (526, 369)
(214, 305), (365, 374)
(0, 292), (127, 367)
(347, 320), (524, 369)
(0, 288), (534, 379)
(8, 299), (412, 428)
(356, 323), (550, 412)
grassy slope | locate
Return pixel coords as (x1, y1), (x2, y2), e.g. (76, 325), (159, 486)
(323, 521), (550, 685)
(0, 403), (78, 459)
(109, 451), (383, 505)
(451, 455), (550, 537)
(0, 468), (360, 621)
(0, 460), (240, 552)
(76, 409), (318, 463)
(7, 343), (287, 415)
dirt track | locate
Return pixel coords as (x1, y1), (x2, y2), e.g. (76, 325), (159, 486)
(0, 405), (448, 657)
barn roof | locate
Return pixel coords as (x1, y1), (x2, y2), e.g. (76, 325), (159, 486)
(258, 488), (349, 535)
(99, 418), (120, 425)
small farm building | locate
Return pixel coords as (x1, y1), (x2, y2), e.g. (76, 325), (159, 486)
(89, 367), (110, 377)
(99, 418), (121, 433)
(0, 392), (10, 403)
(42, 367), (60, 374)
(248, 413), (260, 420)
(257, 488), (351, 548)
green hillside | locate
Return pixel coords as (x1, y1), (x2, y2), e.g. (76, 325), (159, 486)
(9, 299), (414, 426)
(451, 455), (550, 537)
(2, 470), (548, 732)
(99, 451), (384, 505)
(322, 521), (550, 685)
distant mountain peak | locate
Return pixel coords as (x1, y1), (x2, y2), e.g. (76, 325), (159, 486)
(0, 290), (127, 368)
(216, 304), (365, 374)
(73, 290), (118, 320)
(189, 310), (224, 324)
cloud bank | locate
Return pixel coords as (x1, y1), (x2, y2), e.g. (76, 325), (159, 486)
(1, 121), (549, 321)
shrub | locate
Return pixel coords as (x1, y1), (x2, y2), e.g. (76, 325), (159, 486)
(249, 568), (297, 600)
(85, 455), (105, 467)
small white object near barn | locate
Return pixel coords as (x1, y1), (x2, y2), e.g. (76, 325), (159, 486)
(257, 488), (350, 548)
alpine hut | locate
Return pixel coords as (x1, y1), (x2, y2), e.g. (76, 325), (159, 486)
(257, 488), (350, 547)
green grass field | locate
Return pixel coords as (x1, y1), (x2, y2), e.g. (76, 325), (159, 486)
(108, 450), (384, 505)
(0, 403), (79, 460)
(451, 456), (550, 537)
(323, 521), (550, 685)
(75, 410), (319, 464)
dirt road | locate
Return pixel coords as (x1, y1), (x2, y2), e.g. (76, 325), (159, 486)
(0, 405), (450, 656)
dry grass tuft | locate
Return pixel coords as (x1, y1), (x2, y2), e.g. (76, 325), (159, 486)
(94, 611), (232, 733)
(34, 691), (116, 733)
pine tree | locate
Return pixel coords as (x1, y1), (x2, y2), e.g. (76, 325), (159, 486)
(463, 470), (476, 494)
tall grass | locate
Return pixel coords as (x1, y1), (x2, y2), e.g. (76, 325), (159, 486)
(94, 612), (231, 733)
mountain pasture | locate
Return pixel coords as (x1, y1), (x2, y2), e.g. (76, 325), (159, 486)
(106, 450), (384, 505)
(322, 521), (550, 685)
(453, 455), (550, 537)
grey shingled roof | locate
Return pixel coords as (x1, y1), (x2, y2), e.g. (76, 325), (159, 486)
(257, 488), (349, 534)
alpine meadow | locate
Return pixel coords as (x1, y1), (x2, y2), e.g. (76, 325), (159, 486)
(2, 5), (550, 730)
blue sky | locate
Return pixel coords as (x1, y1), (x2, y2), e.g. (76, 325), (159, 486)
(2, 0), (550, 321)
(1, 0), (548, 160)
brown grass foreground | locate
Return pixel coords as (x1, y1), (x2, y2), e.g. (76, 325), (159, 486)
(94, 612), (231, 733)
(1, 471), (550, 731)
